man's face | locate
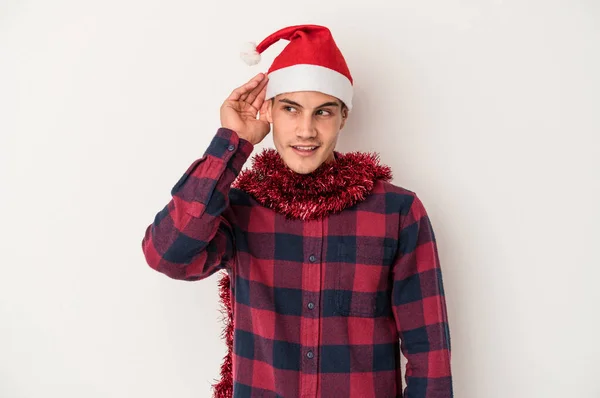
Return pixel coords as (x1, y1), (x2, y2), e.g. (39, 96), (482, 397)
(265, 91), (349, 175)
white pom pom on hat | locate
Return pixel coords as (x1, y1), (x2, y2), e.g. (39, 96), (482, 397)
(239, 24), (354, 110)
(240, 42), (261, 66)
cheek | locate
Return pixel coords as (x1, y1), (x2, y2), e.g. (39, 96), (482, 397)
(272, 112), (286, 127)
(319, 117), (342, 134)
(323, 122), (342, 143)
(272, 116), (298, 137)
(272, 127), (293, 149)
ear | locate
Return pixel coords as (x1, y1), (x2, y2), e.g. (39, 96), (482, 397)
(339, 105), (349, 130)
(266, 98), (274, 124)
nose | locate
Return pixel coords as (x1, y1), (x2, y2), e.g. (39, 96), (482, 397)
(296, 113), (317, 140)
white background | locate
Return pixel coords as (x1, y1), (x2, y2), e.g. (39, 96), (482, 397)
(1, 1), (599, 397)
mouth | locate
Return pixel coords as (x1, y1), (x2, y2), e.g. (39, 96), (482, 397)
(291, 145), (320, 157)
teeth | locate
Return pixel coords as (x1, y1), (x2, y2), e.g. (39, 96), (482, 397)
(294, 146), (317, 151)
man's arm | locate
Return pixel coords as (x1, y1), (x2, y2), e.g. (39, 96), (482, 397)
(141, 128), (253, 280)
(391, 193), (453, 397)
(142, 72), (270, 281)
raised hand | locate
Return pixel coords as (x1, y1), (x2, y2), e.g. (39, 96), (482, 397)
(220, 73), (271, 145)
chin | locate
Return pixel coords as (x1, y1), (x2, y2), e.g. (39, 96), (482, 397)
(281, 148), (324, 175)
(291, 164), (319, 175)
(284, 159), (320, 175)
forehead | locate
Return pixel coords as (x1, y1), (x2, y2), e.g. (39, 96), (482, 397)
(274, 91), (341, 106)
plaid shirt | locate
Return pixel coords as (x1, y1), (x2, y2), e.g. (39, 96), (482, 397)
(142, 128), (453, 397)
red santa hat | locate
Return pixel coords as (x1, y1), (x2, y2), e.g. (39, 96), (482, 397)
(240, 24), (354, 110)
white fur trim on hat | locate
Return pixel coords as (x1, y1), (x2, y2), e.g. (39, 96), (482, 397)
(265, 64), (353, 110)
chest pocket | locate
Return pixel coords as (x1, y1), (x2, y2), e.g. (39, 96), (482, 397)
(334, 240), (396, 318)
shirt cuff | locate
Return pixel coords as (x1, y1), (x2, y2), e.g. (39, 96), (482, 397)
(203, 128), (254, 168)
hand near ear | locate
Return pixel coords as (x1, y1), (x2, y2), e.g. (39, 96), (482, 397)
(220, 73), (271, 145)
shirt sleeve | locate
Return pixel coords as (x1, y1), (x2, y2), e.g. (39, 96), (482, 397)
(141, 128), (254, 281)
(391, 193), (453, 397)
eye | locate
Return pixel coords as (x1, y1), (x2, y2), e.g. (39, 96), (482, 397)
(283, 106), (297, 113)
(316, 109), (332, 116)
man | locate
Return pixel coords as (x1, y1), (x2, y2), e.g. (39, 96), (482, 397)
(142, 24), (453, 398)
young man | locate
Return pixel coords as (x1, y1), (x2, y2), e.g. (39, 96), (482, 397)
(142, 24), (453, 398)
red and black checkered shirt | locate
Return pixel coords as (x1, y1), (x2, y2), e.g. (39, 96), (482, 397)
(142, 128), (453, 397)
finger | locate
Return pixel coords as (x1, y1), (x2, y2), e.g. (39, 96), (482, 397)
(240, 73), (267, 102)
(245, 75), (269, 105)
(252, 82), (269, 111)
(229, 79), (259, 101)
(244, 75), (267, 103)
(228, 73), (265, 101)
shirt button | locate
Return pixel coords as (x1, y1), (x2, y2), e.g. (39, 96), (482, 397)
(227, 144), (235, 151)
(307, 302), (315, 310)
(309, 255), (316, 263)
(306, 351), (314, 359)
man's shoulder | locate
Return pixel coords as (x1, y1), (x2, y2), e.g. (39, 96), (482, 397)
(374, 178), (417, 197)
(369, 179), (425, 215)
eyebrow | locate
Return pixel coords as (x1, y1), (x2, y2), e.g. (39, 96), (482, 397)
(278, 98), (340, 109)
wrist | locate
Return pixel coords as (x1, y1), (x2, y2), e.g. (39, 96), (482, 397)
(236, 133), (257, 146)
